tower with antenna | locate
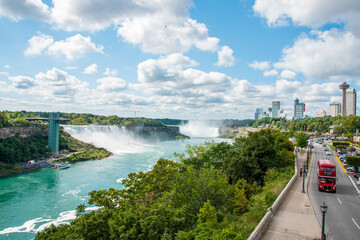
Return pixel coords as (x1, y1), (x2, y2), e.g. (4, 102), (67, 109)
(339, 82), (350, 116)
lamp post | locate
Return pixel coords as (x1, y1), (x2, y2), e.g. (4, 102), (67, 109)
(320, 202), (328, 240)
(302, 162), (306, 193)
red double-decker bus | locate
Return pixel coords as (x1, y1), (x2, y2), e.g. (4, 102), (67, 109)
(317, 159), (336, 193)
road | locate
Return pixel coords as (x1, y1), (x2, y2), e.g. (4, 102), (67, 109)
(308, 143), (360, 240)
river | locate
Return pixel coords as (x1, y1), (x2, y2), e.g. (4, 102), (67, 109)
(0, 123), (226, 240)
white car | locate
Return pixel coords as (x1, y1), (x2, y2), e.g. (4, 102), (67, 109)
(325, 151), (332, 155)
(356, 178), (360, 185)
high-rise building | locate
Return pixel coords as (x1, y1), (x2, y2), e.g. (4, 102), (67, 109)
(254, 108), (262, 120)
(293, 98), (305, 119)
(329, 102), (341, 117)
(272, 101), (280, 118)
(339, 82), (350, 116)
(346, 88), (357, 116)
(317, 110), (326, 117)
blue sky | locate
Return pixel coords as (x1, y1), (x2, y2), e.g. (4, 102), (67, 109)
(1, 0), (360, 120)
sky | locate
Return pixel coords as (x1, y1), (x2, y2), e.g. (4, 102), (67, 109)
(0, 0), (360, 120)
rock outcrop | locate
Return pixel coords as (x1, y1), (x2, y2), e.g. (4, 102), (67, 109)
(0, 124), (48, 139)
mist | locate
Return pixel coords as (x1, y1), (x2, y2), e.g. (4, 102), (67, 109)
(179, 120), (220, 138)
(63, 125), (151, 155)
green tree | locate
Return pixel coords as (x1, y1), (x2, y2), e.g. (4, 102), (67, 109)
(296, 132), (308, 149)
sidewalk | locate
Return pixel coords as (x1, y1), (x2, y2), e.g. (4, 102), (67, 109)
(261, 151), (321, 240)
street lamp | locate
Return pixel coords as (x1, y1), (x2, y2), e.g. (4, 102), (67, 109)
(302, 162), (306, 193)
(320, 202), (328, 240)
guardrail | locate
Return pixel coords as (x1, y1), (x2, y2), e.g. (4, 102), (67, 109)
(247, 150), (298, 240)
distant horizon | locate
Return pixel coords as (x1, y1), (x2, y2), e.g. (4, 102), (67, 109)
(1, 1), (359, 119)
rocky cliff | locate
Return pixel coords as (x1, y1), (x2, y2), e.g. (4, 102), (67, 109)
(125, 125), (189, 141)
(0, 124), (48, 139)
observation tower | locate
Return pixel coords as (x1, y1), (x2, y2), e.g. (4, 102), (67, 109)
(339, 82), (349, 116)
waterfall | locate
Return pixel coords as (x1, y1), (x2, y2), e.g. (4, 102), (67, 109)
(62, 125), (151, 155)
(179, 120), (219, 138)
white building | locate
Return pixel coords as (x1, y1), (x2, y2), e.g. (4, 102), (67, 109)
(346, 88), (357, 116)
(329, 102), (341, 117)
(317, 110), (326, 117)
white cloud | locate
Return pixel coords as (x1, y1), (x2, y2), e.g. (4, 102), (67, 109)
(253, 0), (360, 34)
(9, 76), (36, 89)
(82, 64), (98, 74)
(249, 61), (271, 70)
(195, 37), (220, 52)
(216, 46), (235, 67)
(279, 69), (296, 79)
(275, 79), (301, 93)
(0, 72), (9, 76)
(3, 65), (12, 69)
(97, 77), (126, 92)
(24, 33), (104, 61)
(24, 33), (54, 56)
(64, 66), (77, 70)
(47, 34), (104, 61)
(0, 0), (50, 21)
(103, 68), (118, 76)
(49, 0), (222, 55)
(275, 29), (360, 80)
(263, 69), (278, 77)
(136, 54), (232, 100)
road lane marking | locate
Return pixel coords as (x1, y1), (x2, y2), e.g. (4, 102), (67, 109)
(348, 175), (360, 194)
(335, 155), (346, 173)
(337, 197), (342, 204)
(352, 218), (360, 230)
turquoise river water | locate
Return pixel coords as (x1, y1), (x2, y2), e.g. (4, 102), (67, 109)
(0, 124), (226, 240)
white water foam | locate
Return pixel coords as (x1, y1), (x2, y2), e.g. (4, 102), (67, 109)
(63, 125), (151, 155)
(179, 120), (219, 138)
(0, 207), (100, 235)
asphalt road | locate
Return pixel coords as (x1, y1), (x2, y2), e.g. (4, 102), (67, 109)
(308, 143), (360, 240)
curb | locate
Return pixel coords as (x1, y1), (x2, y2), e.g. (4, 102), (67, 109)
(247, 150), (298, 240)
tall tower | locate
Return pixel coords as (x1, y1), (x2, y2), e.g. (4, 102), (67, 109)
(346, 88), (357, 116)
(272, 101), (280, 117)
(339, 82), (350, 116)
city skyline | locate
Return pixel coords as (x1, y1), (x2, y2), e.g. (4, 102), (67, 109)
(1, 1), (360, 119)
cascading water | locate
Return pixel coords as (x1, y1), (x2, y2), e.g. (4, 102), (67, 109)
(63, 125), (150, 155)
(179, 120), (219, 138)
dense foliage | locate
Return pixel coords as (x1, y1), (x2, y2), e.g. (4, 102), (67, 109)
(295, 133), (308, 149)
(0, 134), (50, 164)
(252, 115), (360, 134)
(0, 112), (13, 127)
(36, 129), (294, 240)
(345, 156), (360, 169)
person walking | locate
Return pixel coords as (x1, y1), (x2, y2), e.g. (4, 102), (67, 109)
(300, 168), (303, 177)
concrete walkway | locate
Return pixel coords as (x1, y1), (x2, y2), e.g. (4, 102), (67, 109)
(261, 151), (321, 240)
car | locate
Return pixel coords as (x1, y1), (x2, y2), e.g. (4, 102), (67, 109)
(339, 156), (345, 162)
(347, 166), (354, 172)
(354, 173), (360, 179)
(325, 151), (332, 155)
(356, 178), (360, 185)
(323, 147), (327, 151)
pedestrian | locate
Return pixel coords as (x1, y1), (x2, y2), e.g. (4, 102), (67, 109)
(305, 168), (308, 177)
(300, 168), (303, 177)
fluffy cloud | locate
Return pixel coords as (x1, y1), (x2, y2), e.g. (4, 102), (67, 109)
(136, 54), (232, 100)
(3, 65), (12, 69)
(47, 34), (104, 61)
(0, 0), (50, 21)
(97, 77), (126, 92)
(82, 64), (98, 74)
(9, 76), (36, 89)
(275, 30), (360, 80)
(24, 33), (54, 56)
(263, 69), (278, 77)
(195, 37), (220, 52)
(24, 33), (104, 61)
(216, 46), (235, 67)
(249, 61), (271, 70)
(103, 68), (118, 76)
(275, 79), (301, 93)
(253, 0), (360, 34)
(279, 70), (296, 79)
